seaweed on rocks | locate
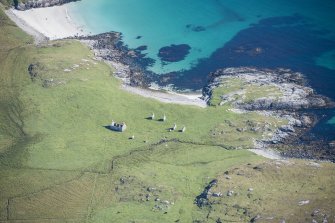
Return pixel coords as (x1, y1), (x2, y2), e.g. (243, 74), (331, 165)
(203, 67), (335, 161)
(78, 32), (156, 87)
(158, 44), (191, 63)
(15, 0), (80, 10)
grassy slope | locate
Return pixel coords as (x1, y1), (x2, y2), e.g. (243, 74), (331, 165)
(209, 77), (282, 106)
(208, 160), (335, 222)
(0, 6), (334, 223)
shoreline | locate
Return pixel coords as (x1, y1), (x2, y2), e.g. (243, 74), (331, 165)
(7, 4), (87, 41)
(6, 5), (208, 109)
(122, 85), (207, 108)
(5, 9), (48, 44)
(5, 4), (334, 162)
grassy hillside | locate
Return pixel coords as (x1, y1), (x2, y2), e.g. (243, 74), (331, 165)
(0, 6), (334, 223)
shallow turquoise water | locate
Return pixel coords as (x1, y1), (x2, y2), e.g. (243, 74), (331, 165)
(70, 0), (335, 74)
(69, 0), (335, 135)
(329, 116), (335, 125)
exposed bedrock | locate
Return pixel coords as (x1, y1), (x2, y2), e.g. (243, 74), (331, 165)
(203, 67), (335, 161)
(204, 67), (334, 111)
(15, 0), (80, 10)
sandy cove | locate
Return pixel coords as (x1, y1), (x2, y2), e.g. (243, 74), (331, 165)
(5, 5), (298, 161)
(6, 4), (87, 42)
(122, 85), (207, 108)
(5, 5), (208, 108)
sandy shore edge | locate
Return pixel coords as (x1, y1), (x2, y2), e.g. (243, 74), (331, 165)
(122, 85), (207, 108)
(7, 4), (86, 41)
(5, 9), (48, 44)
(5, 5), (208, 108)
(5, 5), (298, 160)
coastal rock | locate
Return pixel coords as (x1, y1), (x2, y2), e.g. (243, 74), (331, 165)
(298, 200), (310, 206)
(79, 32), (154, 87)
(204, 67), (333, 111)
(279, 125), (295, 133)
(15, 0), (80, 10)
(227, 190), (234, 197)
(203, 67), (335, 161)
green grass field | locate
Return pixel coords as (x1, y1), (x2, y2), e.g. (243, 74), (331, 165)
(0, 6), (334, 222)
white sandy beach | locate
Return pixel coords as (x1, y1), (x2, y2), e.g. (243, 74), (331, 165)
(122, 85), (207, 108)
(5, 5), (292, 161)
(6, 5), (208, 108)
(7, 5), (86, 41)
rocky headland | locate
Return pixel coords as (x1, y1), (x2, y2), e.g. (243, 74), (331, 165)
(75, 31), (335, 161)
(203, 67), (335, 161)
(77, 32), (335, 161)
(9, 1), (334, 161)
(78, 32), (155, 87)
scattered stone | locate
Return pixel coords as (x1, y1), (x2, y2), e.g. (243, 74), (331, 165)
(162, 200), (170, 205)
(250, 214), (261, 223)
(312, 209), (321, 217)
(203, 67), (334, 161)
(308, 162), (321, 168)
(227, 190), (234, 197)
(253, 166), (263, 171)
(248, 188), (254, 192)
(147, 187), (157, 192)
(298, 200), (310, 206)
(279, 125), (295, 133)
(212, 192), (222, 197)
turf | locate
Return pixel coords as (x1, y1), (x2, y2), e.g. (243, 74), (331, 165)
(205, 160), (335, 222)
(209, 77), (282, 106)
(0, 5), (334, 223)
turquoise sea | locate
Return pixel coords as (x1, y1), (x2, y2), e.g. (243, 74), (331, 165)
(69, 0), (335, 139)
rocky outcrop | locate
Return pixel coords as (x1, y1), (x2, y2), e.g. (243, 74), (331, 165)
(204, 67), (335, 161)
(204, 67), (333, 111)
(15, 0), (80, 10)
(78, 32), (155, 87)
(195, 179), (218, 208)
